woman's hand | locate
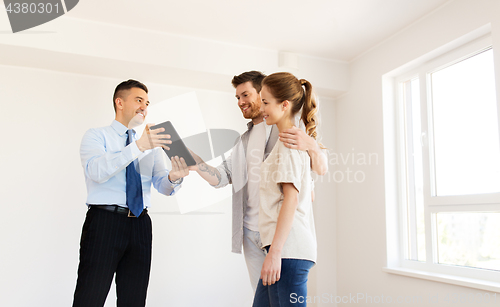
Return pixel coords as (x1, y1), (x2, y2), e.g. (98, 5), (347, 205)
(260, 248), (282, 286)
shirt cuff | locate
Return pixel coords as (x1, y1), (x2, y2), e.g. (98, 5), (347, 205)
(167, 176), (182, 196)
(213, 165), (228, 188)
(168, 176), (183, 186)
(169, 183), (182, 196)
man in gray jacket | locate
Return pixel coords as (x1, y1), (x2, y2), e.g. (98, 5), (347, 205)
(190, 71), (328, 291)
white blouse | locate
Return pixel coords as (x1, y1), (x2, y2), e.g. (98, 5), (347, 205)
(258, 140), (317, 263)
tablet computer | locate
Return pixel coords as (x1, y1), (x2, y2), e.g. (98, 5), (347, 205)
(150, 121), (197, 166)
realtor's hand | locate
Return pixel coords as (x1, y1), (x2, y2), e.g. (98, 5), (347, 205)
(136, 124), (172, 152)
(168, 156), (190, 182)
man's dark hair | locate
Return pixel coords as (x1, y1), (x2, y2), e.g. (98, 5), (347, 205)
(231, 71), (266, 93)
(113, 79), (148, 112)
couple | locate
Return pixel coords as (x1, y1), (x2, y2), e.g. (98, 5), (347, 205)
(73, 71), (327, 307)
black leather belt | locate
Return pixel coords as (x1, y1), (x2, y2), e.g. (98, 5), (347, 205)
(90, 205), (148, 217)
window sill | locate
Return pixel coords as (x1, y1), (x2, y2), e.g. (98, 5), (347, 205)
(383, 267), (500, 293)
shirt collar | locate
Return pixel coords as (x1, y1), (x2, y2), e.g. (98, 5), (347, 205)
(111, 120), (130, 137)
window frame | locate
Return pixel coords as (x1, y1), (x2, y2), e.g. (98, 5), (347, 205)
(383, 29), (500, 292)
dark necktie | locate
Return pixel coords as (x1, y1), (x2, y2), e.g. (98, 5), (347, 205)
(126, 130), (144, 217)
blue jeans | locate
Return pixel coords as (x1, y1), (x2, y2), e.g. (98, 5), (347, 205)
(252, 254), (314, 307)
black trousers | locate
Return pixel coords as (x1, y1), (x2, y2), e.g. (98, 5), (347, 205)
(73, 207), (152, 307)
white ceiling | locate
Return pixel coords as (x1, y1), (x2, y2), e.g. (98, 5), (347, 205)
(68, 0), (452, 62)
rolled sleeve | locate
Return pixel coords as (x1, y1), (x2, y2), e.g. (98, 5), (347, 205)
(214, 153), (232, 188)
(275, 145), (304, 194)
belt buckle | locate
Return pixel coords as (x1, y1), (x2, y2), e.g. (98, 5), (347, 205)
(128, 210), (136, 218)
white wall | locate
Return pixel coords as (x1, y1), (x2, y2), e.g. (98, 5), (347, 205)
(15, 1), (500, 306)
(0, 16), (339, 306)
(0, 65), (337, 306)
(0, 65), (259, 306)
(0, 2), (344, 305)
(0, 16), (349, 98)
(309, 97), (338, 305)
(3, 0), (500, 304)
(333, 0), (500, 306)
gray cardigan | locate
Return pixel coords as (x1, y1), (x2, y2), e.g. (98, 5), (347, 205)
(214, 122), (279, 253)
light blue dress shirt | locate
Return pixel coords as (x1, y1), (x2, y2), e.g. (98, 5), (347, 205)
(80, 120), (182, 208)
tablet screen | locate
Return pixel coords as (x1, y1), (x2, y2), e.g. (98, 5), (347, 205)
(150, 121), (197, 166)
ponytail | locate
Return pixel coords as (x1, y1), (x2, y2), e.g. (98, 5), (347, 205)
(299, 79), (318, 140)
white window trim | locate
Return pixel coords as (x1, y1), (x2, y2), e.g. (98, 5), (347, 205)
(382, 267), (500, 293)
(382, 24), (500, 293)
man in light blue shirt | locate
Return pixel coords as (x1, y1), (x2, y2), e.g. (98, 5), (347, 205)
(73, 79), (190, 307)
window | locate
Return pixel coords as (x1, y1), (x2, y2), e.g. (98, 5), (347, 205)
(384, 32), (500, 291)
(430, 49), (500, 197)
